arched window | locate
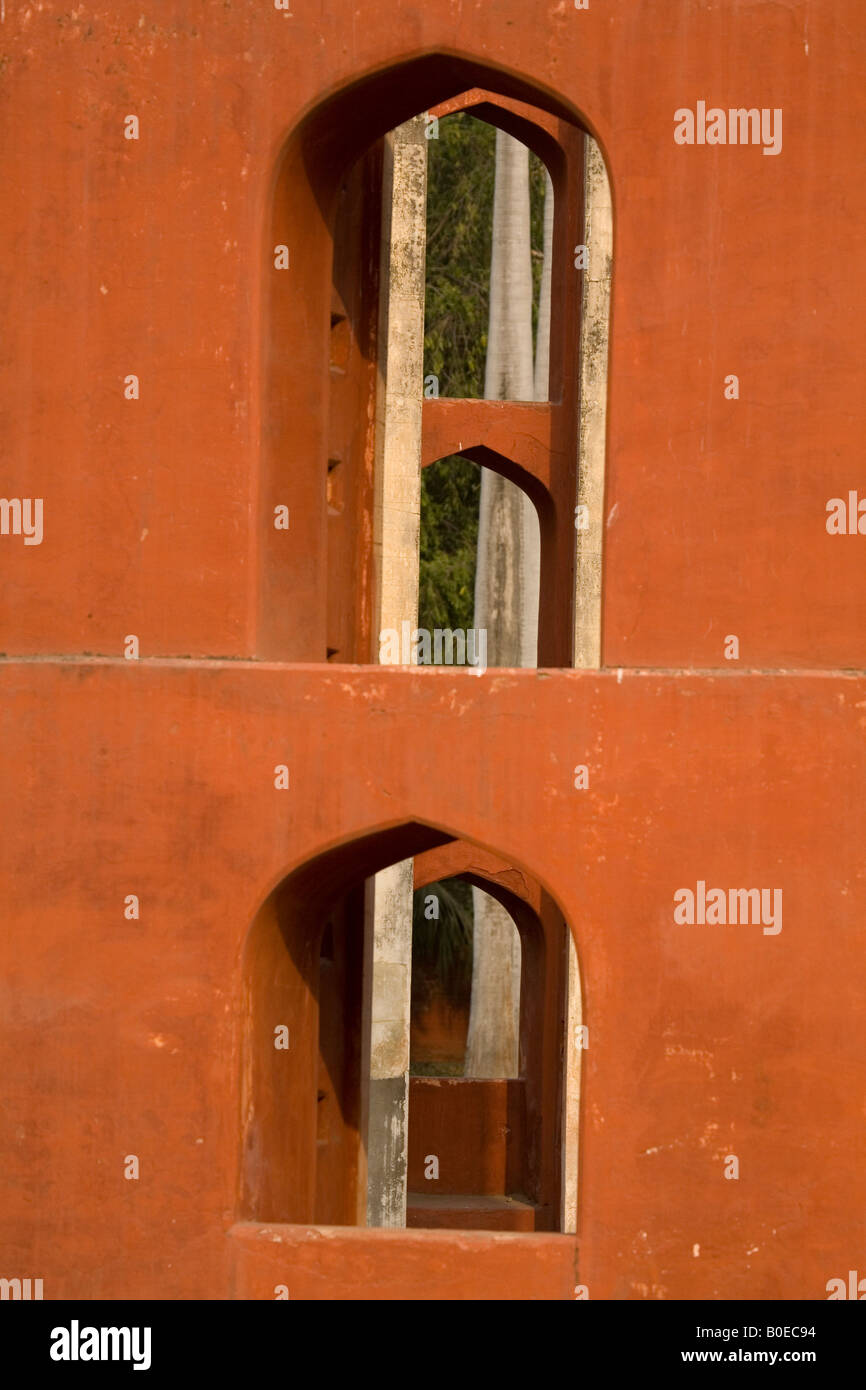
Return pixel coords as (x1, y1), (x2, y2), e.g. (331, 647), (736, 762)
(238, 823), (577, 1234)
(260, 56), (611, 672)
(410, 877), (522, 1079)
(247, 52), (609, 1247)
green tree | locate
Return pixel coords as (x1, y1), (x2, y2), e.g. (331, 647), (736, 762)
(419, 114), (547, 635)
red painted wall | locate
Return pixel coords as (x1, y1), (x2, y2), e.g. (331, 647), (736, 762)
(2, 2), (863, 663)
(1, 0), (864, 1299)
(2, 665), (864, 1297)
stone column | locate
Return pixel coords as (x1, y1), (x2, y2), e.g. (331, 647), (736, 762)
(562, 134), (612, 1233)
(363, 115), (428, 1227)
(573, 134), (612, 672)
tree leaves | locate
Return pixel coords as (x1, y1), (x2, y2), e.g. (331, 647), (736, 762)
(419, 115), (547, 637)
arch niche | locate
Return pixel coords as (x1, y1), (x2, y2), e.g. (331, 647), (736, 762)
(260, 53), (608, 667)
(237, 820), (582, 1232)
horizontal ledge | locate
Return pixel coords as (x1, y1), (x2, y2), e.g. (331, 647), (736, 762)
(2, 658), (866, 679)
(227, 1220), (571, 1247)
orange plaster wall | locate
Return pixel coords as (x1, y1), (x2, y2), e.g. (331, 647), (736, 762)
(407, 1078), (525, 1196)
(1, 0), (865, 1302)
(1, 663), (864, 1299)
(0, 2), (864, 663)
(227, 1223), (578, 1301)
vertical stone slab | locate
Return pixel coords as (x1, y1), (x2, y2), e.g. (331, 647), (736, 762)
(365, 860), (415, 1227)
(574, 134), (612, 670)
(562, 135), (612, 1232)
(371, 114), (428, 654)
(560, 934), (582, 1233)
(467, 130), (537, 1080)
(363, 116), (428, 1227)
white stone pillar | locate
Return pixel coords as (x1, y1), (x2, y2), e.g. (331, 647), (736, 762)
(363, 115), (428, 1227)
(573, 134), (612, 671)
(562, 134), (612, 1233)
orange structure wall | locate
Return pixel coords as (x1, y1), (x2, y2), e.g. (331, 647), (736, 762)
(1, 0), (865, 1300)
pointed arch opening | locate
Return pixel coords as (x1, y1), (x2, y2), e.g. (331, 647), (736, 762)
(237, 820), (581, 1234)
(259, 52), (611, 671)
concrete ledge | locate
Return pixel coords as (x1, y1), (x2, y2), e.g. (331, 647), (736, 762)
(406, 1192), (539, 1231)
(227, 1222), (579, 1300)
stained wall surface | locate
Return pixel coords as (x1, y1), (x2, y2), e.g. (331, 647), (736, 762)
(2, 664), (865, 1299)
(1, 0), (865, 1301)
(0, 1), (863, 663)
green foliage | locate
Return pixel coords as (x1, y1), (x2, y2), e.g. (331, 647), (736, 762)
(424, 114), (496, 400)
(423, 113), (548, 398)
(419, 114), (548, 637)
(528, 148), (548, 349)
(409, 1058), (466, 1077)
(410, 879), (474, 1077)
(418, 455), (480, 631)
(412, 878), (474, 992)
